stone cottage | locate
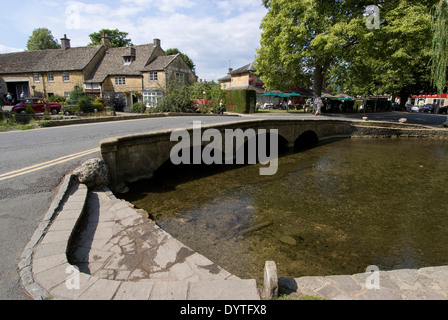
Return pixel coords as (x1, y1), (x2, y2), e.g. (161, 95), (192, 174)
(0, 34), (196, 107)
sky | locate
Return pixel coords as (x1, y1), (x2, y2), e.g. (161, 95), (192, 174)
(0, 0), (268, 82)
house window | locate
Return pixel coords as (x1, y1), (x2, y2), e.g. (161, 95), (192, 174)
(62, 72), (70, 82)
(47, 73), (54, 82)
(115, 76), (126, 86)
(143, 91), (163, 108)
(176, 72), (185, 83)
(33, 73), (40, 82)
(149, 72), (158, 81)
(84, 83), (101, 90)
(123, 57), (132, 65)
(64, 92), (70, 100)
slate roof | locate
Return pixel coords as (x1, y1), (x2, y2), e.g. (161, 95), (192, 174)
(218, 62), (257, 82)
(0, 45), (104, 74)
(85, 44), (158, 83)
(142, 54), (178, 72)
(230, 62), (256, 75)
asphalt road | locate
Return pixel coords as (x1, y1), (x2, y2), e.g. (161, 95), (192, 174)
(0, 115), (247, 300)
(0, 111), (445, 300)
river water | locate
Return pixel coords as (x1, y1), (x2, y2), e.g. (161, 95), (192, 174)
(123, 138), (448, 283)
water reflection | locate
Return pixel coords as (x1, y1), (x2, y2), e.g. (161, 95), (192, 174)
(123, 139), (448, 284)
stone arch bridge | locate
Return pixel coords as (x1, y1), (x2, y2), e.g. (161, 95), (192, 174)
(99, 118), (443, 193)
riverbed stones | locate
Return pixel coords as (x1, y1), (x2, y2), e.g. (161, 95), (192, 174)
(279, 235), (297, 246)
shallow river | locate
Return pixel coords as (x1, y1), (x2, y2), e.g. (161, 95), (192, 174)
(123, 138), (448, 284)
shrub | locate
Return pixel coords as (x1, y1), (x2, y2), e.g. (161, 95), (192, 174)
(26, 104), (34, 114)
(47, 94), (67, 103)
(77, 96), (94, 113)
(226, 89), (256, 113)
(105, 96), (126, 112)
(131, 102), (147, 113)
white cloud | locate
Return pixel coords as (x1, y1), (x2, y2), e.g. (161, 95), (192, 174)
(121, 0), (195, 12)
(0, 44), (24, 54)
(1, 0), (267, 81)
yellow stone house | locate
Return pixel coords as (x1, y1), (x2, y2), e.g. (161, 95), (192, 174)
(0, 34), (196, 108)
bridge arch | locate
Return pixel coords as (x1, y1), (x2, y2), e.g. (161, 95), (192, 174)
(101, 119), (354, 193)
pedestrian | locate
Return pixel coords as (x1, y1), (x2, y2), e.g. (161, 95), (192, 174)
(288, 99), (293, 110)
(6, 92), (12, 105)
(314, 95), (323, 116)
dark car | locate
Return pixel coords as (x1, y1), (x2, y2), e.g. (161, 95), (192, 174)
(437, 106), (448, 114)
(420, 104), (434, 113)
(12, 97), (61, 115)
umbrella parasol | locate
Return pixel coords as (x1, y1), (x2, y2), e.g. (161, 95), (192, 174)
(261, 91), (279, 97)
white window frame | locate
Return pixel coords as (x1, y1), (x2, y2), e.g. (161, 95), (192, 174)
(143, 91), (163, 108)
(47, 73), (54, 82)
(123, 57), (132, 65)
(62, 72), (70, 82)
(149, 72), (158, 81)
(84, 83), (101, 90)
(115, 76), (126, 86)
(33, 73), (40, 83)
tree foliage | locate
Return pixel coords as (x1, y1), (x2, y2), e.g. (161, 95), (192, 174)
(431, 0), (448, 94)
(256, 0), (439, 103)
(26, 28), (61, 51)
(88, 29), (133, 47)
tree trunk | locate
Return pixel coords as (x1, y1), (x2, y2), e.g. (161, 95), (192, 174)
(313, 64), (324, 97)
(399, 89), (410, 111)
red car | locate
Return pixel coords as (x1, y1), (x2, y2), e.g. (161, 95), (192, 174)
(12, 97), (61, 115)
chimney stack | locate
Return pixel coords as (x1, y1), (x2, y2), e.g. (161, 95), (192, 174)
(153, 38), (161, 47)
(61, 34), (71, 50)
(101, 32), (110, 49)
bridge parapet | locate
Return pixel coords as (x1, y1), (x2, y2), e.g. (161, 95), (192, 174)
(100, 119), (355, 193)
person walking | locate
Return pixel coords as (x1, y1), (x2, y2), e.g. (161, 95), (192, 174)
(314, 95), (323, 116)
(6, 92), (13, 105)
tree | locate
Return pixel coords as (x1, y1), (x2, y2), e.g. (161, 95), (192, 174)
(26, 28), (61, 51)
(256, 0), (437, 105)
(165, 48), (196, 74)
(88, 29), (133, 47)
(431, 0), (448, 94)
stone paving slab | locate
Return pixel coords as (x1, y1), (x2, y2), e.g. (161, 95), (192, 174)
(19, 175), (260, 300)
(279, 266), (448, 300)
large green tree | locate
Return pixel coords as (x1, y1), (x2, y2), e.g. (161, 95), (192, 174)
(431, 0), (448, 94)
(256, 0), (372, 95)
(256, 0), (438, 104)
(26, 28), (61, 51)
(88, 29), (133, 47)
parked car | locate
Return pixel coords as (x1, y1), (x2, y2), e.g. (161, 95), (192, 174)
(411, 105), (422, 112)
(437, 105), (448, 114)
(12, 97), (61, 115)
(421, 104), (434, 113)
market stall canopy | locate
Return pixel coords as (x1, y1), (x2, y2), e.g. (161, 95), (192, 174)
(287, 92), (302, 97)
(261, 91), (279, 96)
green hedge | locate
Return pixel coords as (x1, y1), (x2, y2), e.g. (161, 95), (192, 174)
(226, 89), (257, 114)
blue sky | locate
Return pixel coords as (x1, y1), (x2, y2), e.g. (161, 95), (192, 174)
(0, 0), (268, 81)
